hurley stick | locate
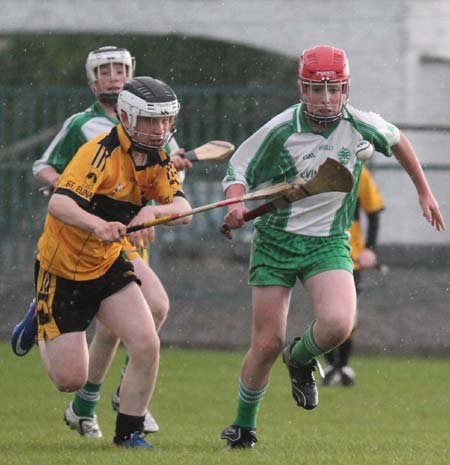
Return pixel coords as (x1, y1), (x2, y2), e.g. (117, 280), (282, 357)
(220, 158), (354, 239)
(183, 140), (235, 162)
(125, 174), (321, 233)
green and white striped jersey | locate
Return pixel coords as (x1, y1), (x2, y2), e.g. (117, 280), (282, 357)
(33, 101), (180, 177)
(223, 103), (400, 237)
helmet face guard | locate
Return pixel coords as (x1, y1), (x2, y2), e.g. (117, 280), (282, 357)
(85, 46), (135, 103)
(117, 77), (180, 151)
(299, 45), (350, 124)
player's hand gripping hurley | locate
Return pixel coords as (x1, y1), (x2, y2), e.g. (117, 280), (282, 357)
(125, 176), (319, 233)
(126, 158), (353, 234)
(220, 158), (354, 239)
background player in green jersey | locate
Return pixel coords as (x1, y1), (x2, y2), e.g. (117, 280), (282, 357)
(12, 46), (191, 438)
(33, 46), (190, 190)
(220, 45), (445, 448)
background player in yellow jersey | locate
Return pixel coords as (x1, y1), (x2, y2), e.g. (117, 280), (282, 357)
(24, 76), (192, 449)
(322, 166), (384, 386)
(12, 46), (191, 438)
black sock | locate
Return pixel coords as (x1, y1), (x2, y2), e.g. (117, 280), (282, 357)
(324, 349), (335, 366)
(338, 339), (353, 367)
(114, 412), (145, 443)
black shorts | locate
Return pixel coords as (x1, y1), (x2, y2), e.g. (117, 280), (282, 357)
(35, 255), (141, 340)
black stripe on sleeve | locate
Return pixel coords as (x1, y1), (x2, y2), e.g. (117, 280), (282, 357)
(54, 187), (91, 209)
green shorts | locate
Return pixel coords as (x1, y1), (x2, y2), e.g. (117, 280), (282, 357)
(249, 227), (353, 287)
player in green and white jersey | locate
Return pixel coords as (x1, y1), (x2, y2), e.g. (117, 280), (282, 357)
(33, 48), (185, 185)
(220, 45), (445, 449)
(21, 46), (191, 439)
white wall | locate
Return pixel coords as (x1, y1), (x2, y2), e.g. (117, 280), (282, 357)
(4, 0), (450, 120)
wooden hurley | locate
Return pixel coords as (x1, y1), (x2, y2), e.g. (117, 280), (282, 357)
(125, 169), (328, 233)
(220, 158), (354, 239)
(183, 140), (235, 162)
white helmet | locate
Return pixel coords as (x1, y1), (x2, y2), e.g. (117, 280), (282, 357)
(85, 46), (135, 103)
(117, 76), (180, 151)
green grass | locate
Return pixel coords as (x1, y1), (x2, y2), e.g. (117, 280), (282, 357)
(1, 342), (450, 465)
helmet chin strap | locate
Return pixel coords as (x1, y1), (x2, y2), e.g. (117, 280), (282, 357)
(302, 107), (344, 126)
(98, 93), (119, 104)
(127, 129), (176, 154)
(130, 140), (160, 155)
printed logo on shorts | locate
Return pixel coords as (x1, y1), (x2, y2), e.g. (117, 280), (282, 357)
(337, 148), (351, 165)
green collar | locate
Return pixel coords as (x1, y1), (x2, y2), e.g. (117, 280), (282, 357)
(92, 101), (119, 125)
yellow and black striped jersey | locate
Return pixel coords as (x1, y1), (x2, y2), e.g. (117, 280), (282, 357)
(37, 124), (185, 281)
(348, 166), (384, 268)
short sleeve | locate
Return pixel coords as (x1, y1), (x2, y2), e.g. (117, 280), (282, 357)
(55, 142), (106, 207)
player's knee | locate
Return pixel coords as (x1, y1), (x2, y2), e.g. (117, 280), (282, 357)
(52, 372), (87, 392)
(150, 299), (170, 329)
(326, 318), (353, 345)
(316, 312), (353, 346)
(253, 335), (284, 364)
(143, 333), (160, 359)
(129, 332), (160, 365)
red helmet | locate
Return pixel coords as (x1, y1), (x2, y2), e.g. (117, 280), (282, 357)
(299, 45), (350, 83)
(299, 45), (350, 124)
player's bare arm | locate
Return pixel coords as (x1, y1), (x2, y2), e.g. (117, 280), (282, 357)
(48, 193), (126, 242)
(129, 196), (192, 228)
(126, 197), (192, 247)
(392, 131), (446, 231)
(35, 165), (61, 187)
(154, 196), (193, 225)
(223, 183), (248, 229)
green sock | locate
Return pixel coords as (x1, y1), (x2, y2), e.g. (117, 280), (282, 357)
(290, 322), (324, 366)
(72, 381), (102, 418)
(116, 355), (130, 396)
(232, 378), (268, 429)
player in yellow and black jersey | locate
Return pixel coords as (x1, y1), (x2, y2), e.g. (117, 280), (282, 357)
(323, 166), (384, 387)
(13, 48), (193, 439)
(13, 77), (192, 450)
(38, 122), (183, 281)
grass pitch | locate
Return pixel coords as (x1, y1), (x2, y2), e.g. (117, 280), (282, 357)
(1, 342), (449, 465)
